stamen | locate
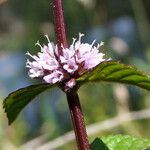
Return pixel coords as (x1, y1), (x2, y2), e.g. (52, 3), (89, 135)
(100, 41), (104, 47)
(91, 40), (96, 46)
(25, 51), (30, 55)
(53, 45), (59, 58)
(78, 33), (84, 43)
(45, 35), (50, 43)
(61, 43), (64, 49)
(72, 38), (76, 45)
(26, 59), (32, 68)
(26, 51), (32, 57)
(97, 41), (104, 49)
(26, 51), (39, 60)
(35, 41), (43, 49)
(97, 43), (100, 49)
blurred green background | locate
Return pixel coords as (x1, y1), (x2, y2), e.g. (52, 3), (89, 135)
(0, 0), (150, 149)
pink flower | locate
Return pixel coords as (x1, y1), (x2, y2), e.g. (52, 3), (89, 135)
(26, 33), (107, 89)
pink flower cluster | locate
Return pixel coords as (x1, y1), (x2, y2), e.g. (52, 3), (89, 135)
(26, 33), (106, 88)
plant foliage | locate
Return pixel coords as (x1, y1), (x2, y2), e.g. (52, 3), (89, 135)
(91, 135), (150, 150)
(3, 83), (54, 124)
(77, 61), (150, 91)
(3, 61), (150, 125)
(102, 135), (150, 150)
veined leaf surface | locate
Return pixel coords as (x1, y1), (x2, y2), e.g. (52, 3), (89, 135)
(3, 83), (54, 125)
(77, 61), (150, 90)
(101, 135), (150, 150)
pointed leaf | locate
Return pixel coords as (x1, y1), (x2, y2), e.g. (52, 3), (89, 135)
(101, 135), (150, 150)
(3, 83), (55, 125)
(90, 138), (109, 150)
(77, 61), (150, 90)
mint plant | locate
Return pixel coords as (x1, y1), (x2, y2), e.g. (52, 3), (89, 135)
(3, 0), (150, 149)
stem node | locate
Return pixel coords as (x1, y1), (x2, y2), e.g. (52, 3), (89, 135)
(52, 0), (90, 149)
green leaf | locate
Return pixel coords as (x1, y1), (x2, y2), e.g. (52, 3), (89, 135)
(77, 61), (150, 90)
(101, 135), (150, 150)
(3, 83), (55, 125)
(90, 138), (109, 150)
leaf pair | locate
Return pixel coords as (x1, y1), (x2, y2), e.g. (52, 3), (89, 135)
(3, 61), (150, 124)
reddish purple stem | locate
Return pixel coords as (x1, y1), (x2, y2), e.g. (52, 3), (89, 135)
(52, 0), (90, 149)
(67, 91), (90, 150)
(52, 0), (68, 55)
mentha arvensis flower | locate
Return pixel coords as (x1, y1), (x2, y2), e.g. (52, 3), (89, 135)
(26, 33), (107, 90)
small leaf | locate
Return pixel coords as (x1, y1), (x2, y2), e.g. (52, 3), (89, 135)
(90, 138), (109, 150)
(77, 61), (150, 91)
(3, 83), (55, 125)
(101, 135), (150, 150)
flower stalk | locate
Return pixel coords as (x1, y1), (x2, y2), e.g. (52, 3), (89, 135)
(52, 0), (90, 149)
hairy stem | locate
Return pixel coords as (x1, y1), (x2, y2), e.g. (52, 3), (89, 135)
(52, 0), (68, 56)
(66, 91), (90, 150)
